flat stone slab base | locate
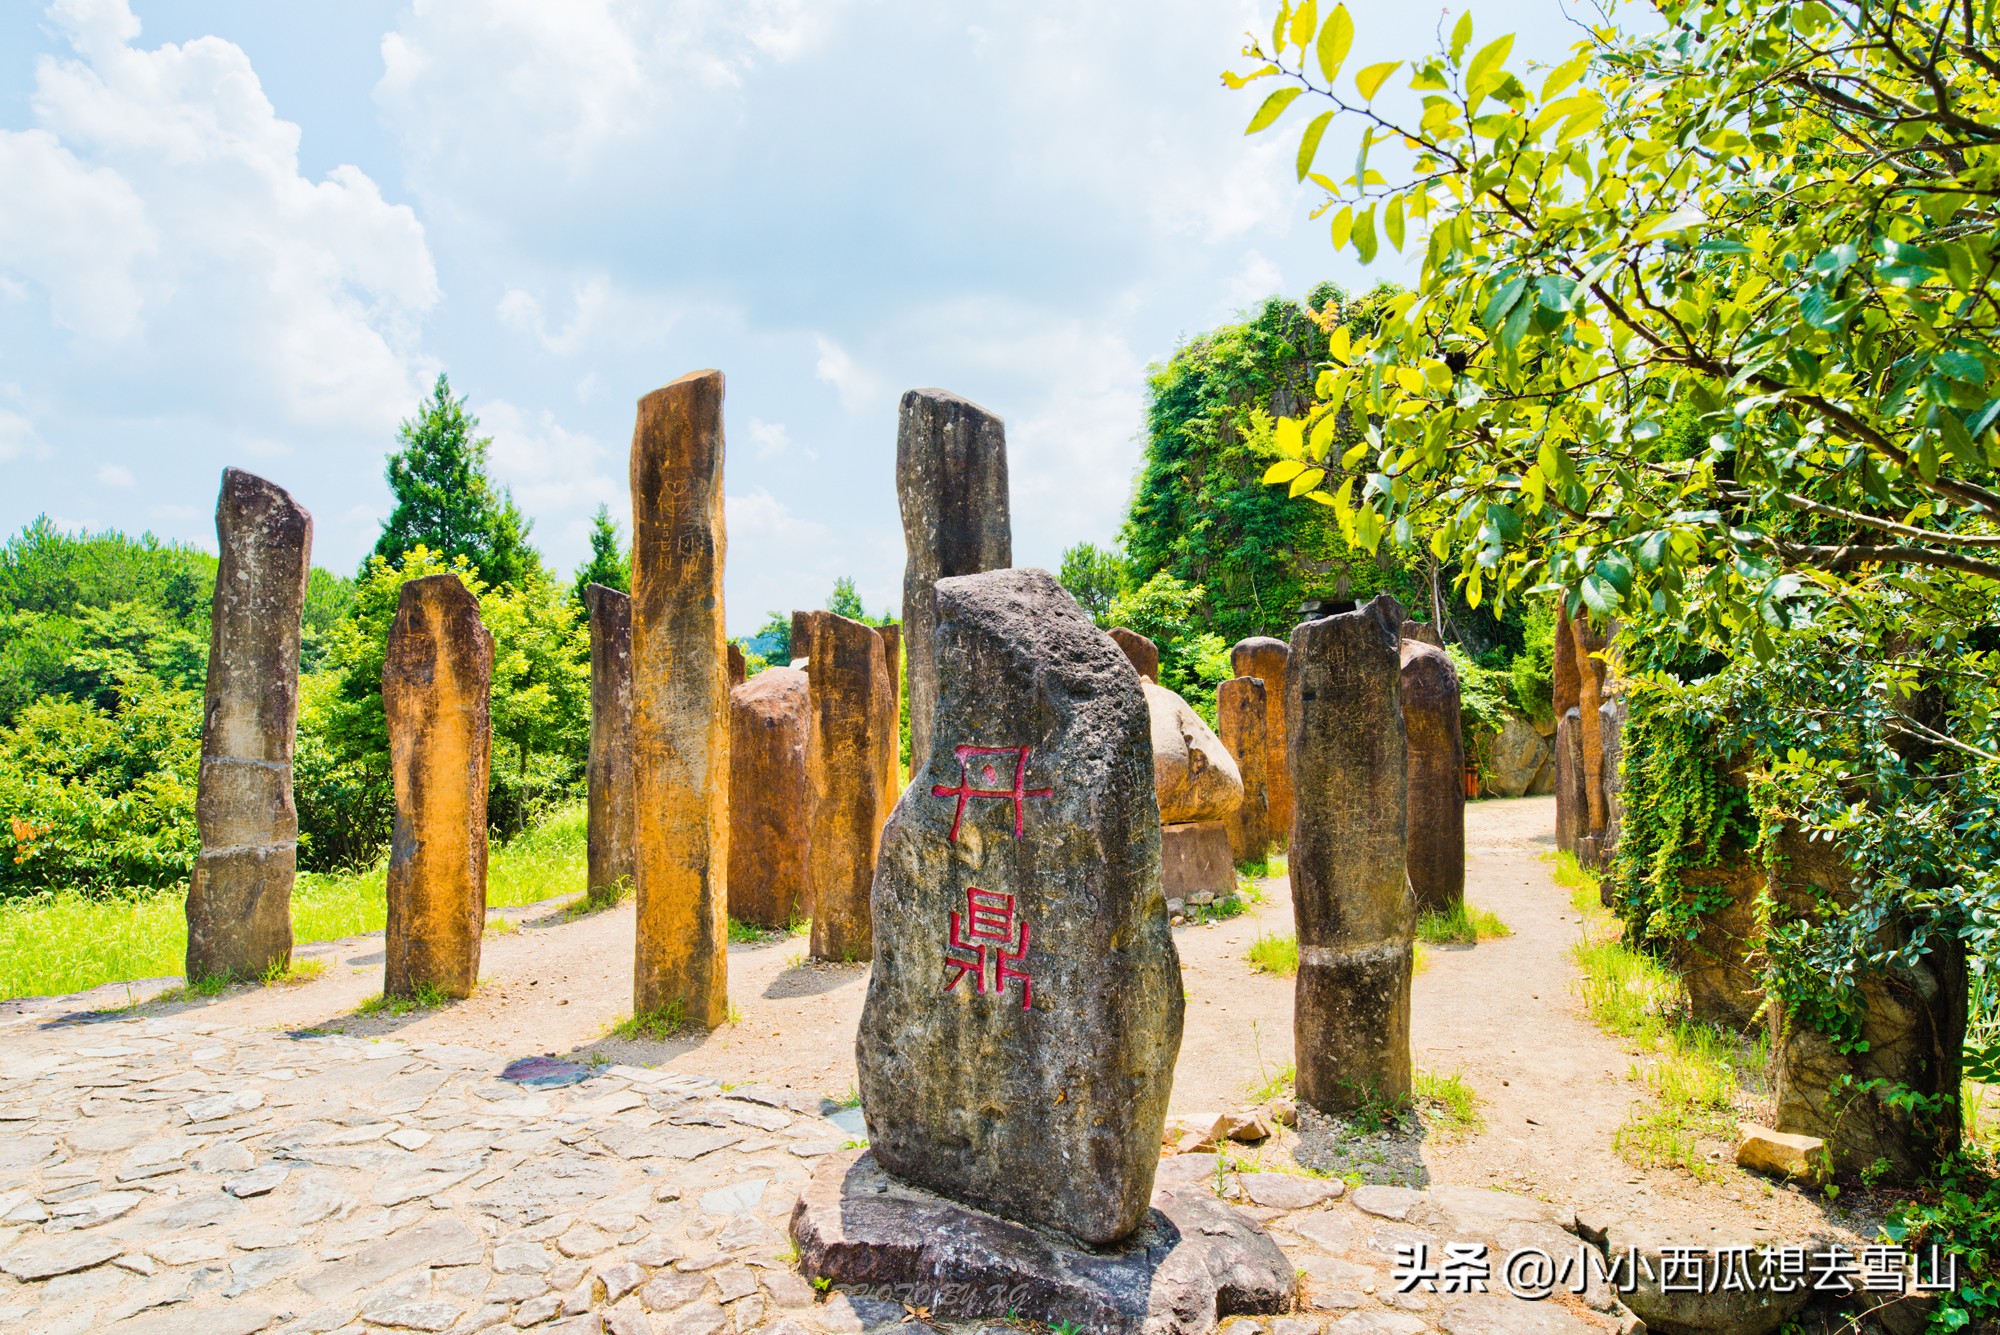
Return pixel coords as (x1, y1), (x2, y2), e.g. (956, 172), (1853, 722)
(789, 1150), (1293, 1335)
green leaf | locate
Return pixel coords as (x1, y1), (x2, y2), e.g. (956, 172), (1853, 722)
(1288, 467), (1327, 498)
(1263, 460), (1307, 485)
(1481, 275), (1526, 331)
(1384, 193), (1406, 250)
(1246, 86), (1304, 134)
(1274, 418), (1305, 458)
(1449, 11), (1473, 62)
(1317, 5), (1355, 82)
(1466, 33), (1514, 96)
(1272, 3), (1291, 57)
(1356, 61), (1400, 101)
(1289, 0), (1318, 55)
(1296, 110), (1334, 181)
(1352, 205), (1379, 263)
(1330, 205), (1355, 250)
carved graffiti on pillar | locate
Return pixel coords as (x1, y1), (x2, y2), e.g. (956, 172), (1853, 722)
(930, 744), (1053, 842)
(942, 886), (1032, 1009)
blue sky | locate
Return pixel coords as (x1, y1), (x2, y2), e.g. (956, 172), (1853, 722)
(1, 0), (1582, 634)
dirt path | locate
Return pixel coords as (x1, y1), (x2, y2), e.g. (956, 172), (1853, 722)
(9, 795), (1869, 1249)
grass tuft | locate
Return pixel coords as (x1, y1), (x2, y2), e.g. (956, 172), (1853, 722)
(261, 957), (327, 987)
(727, 918), (786, 944)
(611, 1002), (690, 1041)
(1245, 933), (1299, 976)
(1415, 901), (1512, 945)
(356, 978), (458, 1017)
(1245, 1061), (1296, 1104)
(1415, 1067), (1481, 1136)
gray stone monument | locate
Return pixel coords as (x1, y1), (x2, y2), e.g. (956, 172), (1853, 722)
(584, 584), (635, 904)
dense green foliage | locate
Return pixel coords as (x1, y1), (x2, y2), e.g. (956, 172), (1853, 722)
(373, 375), (539, 589)
(571, 504), (630, 603)
(1057, 542), (1126, 624)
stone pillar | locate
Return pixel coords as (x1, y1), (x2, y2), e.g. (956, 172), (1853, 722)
(629, 370), (730, 1028)
(1109, 627), (1158, 682)
(1555, 708), (1586, 856)
(1232, 637), (1292, 844)
(1218, 676), (1271, 862)
(897, 388), (1010, 766)
(800, 611), (896, 962)
(728, 641), (747, 688)
(584, 584), (635, 903)
(185, 468), (312, 984)
(383, 574), (493, 1000)
(728, 666), (812, 930)
(1146, 679), (1243, 908)
(1400, 635), (1464, 916)
(1767, 825), (1967, 1182)
(1570, 614), (1611, 842)
(858, 567), (1181, 1246)
(1288, 594), (1413, 1114)
(874, 623), (903, 813)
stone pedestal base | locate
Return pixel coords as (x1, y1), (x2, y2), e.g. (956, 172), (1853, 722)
(1161, 821), (1234, 902)
(789, 1151), (1292, 1335)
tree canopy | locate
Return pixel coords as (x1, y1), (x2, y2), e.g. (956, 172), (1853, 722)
(374, 375), (540, 590)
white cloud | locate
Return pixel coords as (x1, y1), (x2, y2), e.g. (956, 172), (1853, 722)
(495, 278), (677, 358)
(747, 417), (813, 462)
(0, 0), (437, 435)
(726, 487), (829, 545)
(813, 336), (882, 414)
(480, 399), (618, 525)
(0, 410), (48, 463)
(95, 462), (134, 487)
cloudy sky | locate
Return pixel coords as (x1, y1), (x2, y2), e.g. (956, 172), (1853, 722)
(1, 0), (1578, 634)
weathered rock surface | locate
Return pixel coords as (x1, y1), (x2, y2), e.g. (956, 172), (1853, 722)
(727, 667), (812, 931)
(1666, 859), (1764, 1029)
(1483, 713), (1551, 799)
(383, 574), (493, 1001)
(1604, 1220), (1810, 1335)
(896, 388), (1011, 766)
(585, 584), (636, 903)
(727, 641), (747, 688)
(1145, 681), (1243, 825)
(1766, 822), (1967, 1182)
(1162, 821), (1235, 903)
(1231, 638), (1292, 842)
(800, 611), (896, 962)
(875, 624), (903, 811)
(1399, 620), (1443, 649)
(857, 568), (1180, 1246)
(790, 1151), (1292, 1335)
(1218, 676), (1272, 862)
(629, 370), (731, 1028)
(1554, 709), (1587, 862)
(1734, 1124), (1830, 1187)
(1110, 627), (1160, 682)
(1288, 595), (1414, 1114)
(1399, 637), (1464, 916)
(187, 468), (312, 984)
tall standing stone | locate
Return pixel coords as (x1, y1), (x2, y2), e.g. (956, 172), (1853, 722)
(897, 389), (1011, 766)
(185, 468), (312, 983)
(1232, 637), (1292, 844)
(584, 584), (635, 903)
(728, 641), (747, 688)
(857, 568), (1181, 1246)
(383, 574), (493, 1000)
(1109, 627), (1159, 682)
(801, 611), (896, 962)
(875, 623), (904, 812)
(1288, 594), (1413, 1114)
(1218, 676), (1271, 862)
(728, 666), (812, 930)
(629, 370), (730, 1027)
(1400, 634), (1464, 916)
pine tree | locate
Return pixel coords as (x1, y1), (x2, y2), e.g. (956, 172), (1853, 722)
(571, 504), (630, 603)
(826, 576), (866, 621)
(372, 375), (540, 589)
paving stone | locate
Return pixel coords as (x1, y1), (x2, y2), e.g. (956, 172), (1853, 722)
(624, 1237), (682, 1267)
(488, 1274), (551, 1302)
(555, 1225), (612, 1258)
(561, 1279), (599, 1315)
(496, 1242), (556, 1274)
(547, 1317), (604, 1335)
(458, 1303), (512, 1333)
(514, 1293), (562, 1326)
(673, 1250), (733, 1272)
(1239, 1173), (1346, 1211)
(761, 1268), (815, 1309)
(1350, 1186), (1425, 1221)
(225, 1166), (288, 1198)
(604, 1304), (651, 1335)
(295, 1217), (484, 1299)
(600, 1261), (645, 1304)
(712, 1263), (758, 1303)
(1326, 1315), (1426, 1335)
(1439, 1294), (1598, 1335)
(184, 1091), (265, 1123)
(437, 1265), (491, 1297)
(47, 1188), (146, 1228)
(548, 1260), (591, 1291)
(641, 1271), (711, 1310)
(101, 1304), (278, 1334)
(359, 1300), (461, 1331)
(696, 1180), (765, 1217)
(222, 1245), (307, 1295)
(148, 1236), (230, 1266)
(663, 1302), (726, 1335)
(0, 1232), (122, 1279)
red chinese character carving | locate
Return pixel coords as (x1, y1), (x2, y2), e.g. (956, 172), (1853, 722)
(931, 745), (1053, 842)
(943, 886), (1032, 1009)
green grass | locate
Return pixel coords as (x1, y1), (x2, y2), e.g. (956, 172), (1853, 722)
(1182, 892), (1254, 926)
(1245, 932), (1299, 976)
(0, 800), (589, 1001)
(1415, 901), (1512, 945)
(1245, 1061), (1296, 1104)
(610, 1002), (690, 1041)
(355, 979), (458, 1017)
(1415, 1067), (1482, 1136)
(1555, 851), (1767, 1180)
(261, 957), (327, 987)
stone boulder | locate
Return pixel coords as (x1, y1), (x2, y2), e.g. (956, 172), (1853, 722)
(1483, 712), (1551, 798)
(1109, 627), (1159, 682)
(857, 567), (1181, 1247)
(1144, 681), (1243, 825)
(1603, 1220), (1810, 1335)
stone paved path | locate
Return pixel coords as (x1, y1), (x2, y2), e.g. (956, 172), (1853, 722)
(0, 1010), (1635, 1335)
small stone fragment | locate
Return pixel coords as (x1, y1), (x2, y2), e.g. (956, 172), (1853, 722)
(1735, 1123), (1832, 1187)
(1238, 1173), (1344, 1210)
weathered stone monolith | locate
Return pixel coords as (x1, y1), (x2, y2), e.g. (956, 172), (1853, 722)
(1109, 627), (1158, 682)
(1555, 707), (1587, 857)
(1218, 676), (1270, 862)
(1400, 635), (1464, 916)
(383, 574), (493, 1000)
(897, 389), (1011, 766)
(1147, 680), (1243, 908)
(801, 611), (896, 962)
(857, 567), (1181, 1245)
(584, 584), (634, 904)
(728, 666), (812, 930)
(874, 623), (903, 812)
(728, 641), (747, 688)
(1288, 594), (1413, 1114)
(629, 370), (730, 1027)
(1571, 614), (1611, 856)
(1232, 637), (1291, 843)
(186, 468), (312, 984)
